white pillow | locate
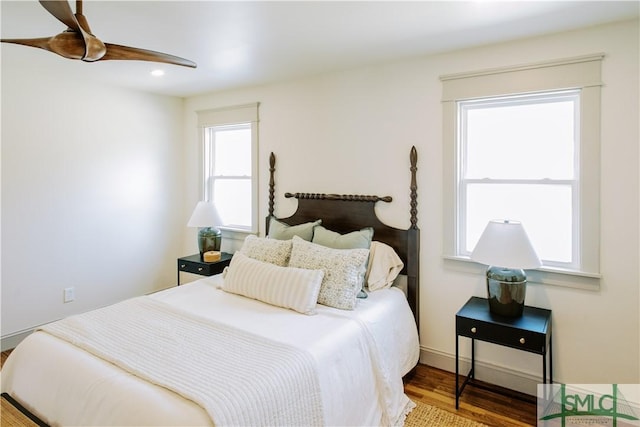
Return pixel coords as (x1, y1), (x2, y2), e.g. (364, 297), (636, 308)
(365, 241), (404, 291)
(222, 252), (323, 315)
(288, 236), (369, 310)
(239, 235), (292, 267)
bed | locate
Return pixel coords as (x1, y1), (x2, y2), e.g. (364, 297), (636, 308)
(1, 147), (421, 426)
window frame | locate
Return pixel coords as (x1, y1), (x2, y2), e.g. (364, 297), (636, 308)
(197, 103), (259, 234)
(441, 54), (603, 290)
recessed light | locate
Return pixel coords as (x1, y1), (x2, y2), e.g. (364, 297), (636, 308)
(151, 69), (165, 77)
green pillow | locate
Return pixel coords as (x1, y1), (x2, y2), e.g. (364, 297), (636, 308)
(312, 226), (374, 249)
(268, 217), (321, 241)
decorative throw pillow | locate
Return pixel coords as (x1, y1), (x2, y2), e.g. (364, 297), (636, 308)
(239, 235), (292, 267)
(312, 226), (374, 249)
(312, 226), (374, 299)
(268, 217), (321, 241)
(222, 252), (324, 315)
(288, 236), (369, 310)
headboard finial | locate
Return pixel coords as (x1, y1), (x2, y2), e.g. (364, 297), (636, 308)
(410, 145), (418, 229)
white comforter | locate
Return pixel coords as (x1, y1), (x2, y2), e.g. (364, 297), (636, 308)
(1, 275), (420, 426)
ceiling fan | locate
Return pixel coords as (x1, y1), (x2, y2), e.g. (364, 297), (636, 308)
(1, 0), (196, 68)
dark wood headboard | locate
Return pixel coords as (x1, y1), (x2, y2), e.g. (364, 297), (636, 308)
(265, 147), (420, 330)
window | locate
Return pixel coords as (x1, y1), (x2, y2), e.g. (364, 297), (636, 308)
(441, 54), (602, 288)
(204, 123), (253, 229)
(458, 90), (579, 269)
(197, 103), (259, 233)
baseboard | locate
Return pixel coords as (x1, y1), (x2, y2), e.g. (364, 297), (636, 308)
(1, 329), (34, 352)
(419, 346), (540, 396)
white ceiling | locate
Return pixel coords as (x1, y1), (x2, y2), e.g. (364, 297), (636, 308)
(2, 1), (638, 98)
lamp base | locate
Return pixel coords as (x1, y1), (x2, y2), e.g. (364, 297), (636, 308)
(198, 227), (221, 260)
(486, 266), (527, 317)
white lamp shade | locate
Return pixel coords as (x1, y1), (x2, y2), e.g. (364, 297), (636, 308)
(187, 202), (223, 228)
(471, 220), (541, 269)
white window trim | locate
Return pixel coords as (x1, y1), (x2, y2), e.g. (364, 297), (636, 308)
(197, 103), (259, 238)
(441, 54), (603, 290)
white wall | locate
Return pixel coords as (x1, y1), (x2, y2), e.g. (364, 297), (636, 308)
(1, 65), (185, 348)
(184, 19), (639, 393)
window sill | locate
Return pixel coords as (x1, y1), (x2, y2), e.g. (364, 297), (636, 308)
(219, 226), (255, 235)
(219, 228), (256, 252)
(443, 255), (601, 291)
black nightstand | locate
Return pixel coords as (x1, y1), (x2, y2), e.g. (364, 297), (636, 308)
(455, 296), (552, 409)
(177, 253), (233, 286)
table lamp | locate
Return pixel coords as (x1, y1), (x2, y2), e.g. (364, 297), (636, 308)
(471, 220), (541, 317)
(187, 201), (223, 259)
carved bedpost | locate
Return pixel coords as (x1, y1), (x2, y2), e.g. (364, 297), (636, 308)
(268, 152), (276, 217)
(266, 152), (276, 234)
(408, 145), (420, 332)
(410, 145), (418, 230)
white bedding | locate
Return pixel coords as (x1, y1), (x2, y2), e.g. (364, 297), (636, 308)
(1, 274), (420, 426)
(39, 297), (325, 427)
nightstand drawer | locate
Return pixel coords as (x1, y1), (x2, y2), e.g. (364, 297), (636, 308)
(177, 253), (232, 276)
(457, 317), (546, 353)
(179, 259), (211, 275)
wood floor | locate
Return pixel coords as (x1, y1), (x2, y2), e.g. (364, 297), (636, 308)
(1, 350), (11, 368)
(1, 349), (535, 426)
(406, 364), (537, 426)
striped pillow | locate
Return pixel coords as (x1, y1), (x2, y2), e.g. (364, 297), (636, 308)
(222, 252), (324, 315)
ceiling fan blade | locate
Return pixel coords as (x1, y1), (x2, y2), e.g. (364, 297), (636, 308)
(1, 34), (90, 60)
(39, 0), (81, 33)
(102, 43), (197, 68)
(1, 37), (53, 52)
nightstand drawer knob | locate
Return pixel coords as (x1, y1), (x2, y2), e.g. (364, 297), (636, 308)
(180, 264), (186, 269)
(198, 267), (203, 272)
(519, 338), (526, 344)
(471, 327), (477, 334)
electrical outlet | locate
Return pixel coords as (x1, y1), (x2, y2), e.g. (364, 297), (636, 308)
(63, 287), (75, 303)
